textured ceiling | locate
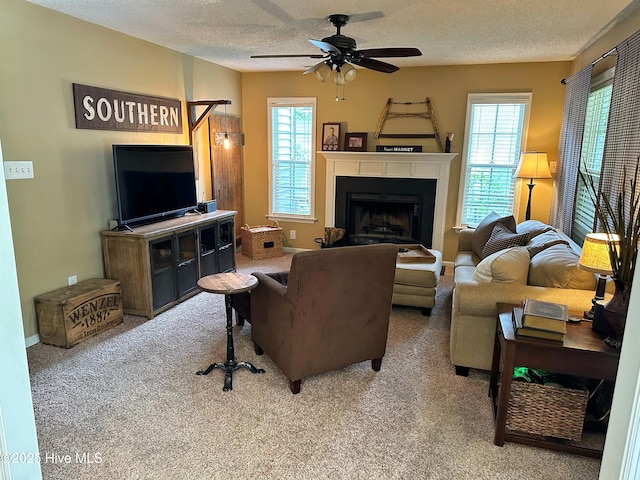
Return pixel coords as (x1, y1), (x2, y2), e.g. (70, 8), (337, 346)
(26, 0), (640, 72)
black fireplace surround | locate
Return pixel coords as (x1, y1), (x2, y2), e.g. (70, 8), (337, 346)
(334, 176), (436, 247)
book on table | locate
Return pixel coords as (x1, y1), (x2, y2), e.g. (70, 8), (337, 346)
(521, 299), (568, 333)
(512, 307), (564, 341)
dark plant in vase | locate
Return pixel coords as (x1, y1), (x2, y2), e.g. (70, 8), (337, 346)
(580, 157), (640, 348)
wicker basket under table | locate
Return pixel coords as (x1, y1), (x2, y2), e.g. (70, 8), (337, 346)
(241, 222), (283, 260)
(506, 381), (589, 441)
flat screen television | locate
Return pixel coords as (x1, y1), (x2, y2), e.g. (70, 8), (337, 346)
(113, 144), (198, 229)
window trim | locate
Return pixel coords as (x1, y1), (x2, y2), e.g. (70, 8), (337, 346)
(455, 92), (532, 228)
(266, 97), (317, 224)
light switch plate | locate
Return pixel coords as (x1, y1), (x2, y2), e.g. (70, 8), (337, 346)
(4, 161), (34, 179)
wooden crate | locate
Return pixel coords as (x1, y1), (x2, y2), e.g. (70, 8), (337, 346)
(241, 222), (283, 260)
(35, 278), (123, 348)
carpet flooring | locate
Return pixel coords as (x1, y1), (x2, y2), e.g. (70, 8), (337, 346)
(27, 252), (602, 479)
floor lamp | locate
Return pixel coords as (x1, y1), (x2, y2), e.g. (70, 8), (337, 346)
(514, 151), (552, 220)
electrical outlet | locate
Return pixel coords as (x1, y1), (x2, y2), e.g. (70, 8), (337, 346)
(68, 275), (77, 286)
(289, 229), (296, 240)
(4, 161), (34, 180)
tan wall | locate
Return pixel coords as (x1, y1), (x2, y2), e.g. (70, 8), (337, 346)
(0, 0), (242, 339)
(241, 62), (571, 260)
(572, 6), (640, 75)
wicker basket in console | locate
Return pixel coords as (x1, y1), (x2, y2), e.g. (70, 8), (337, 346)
(506, 381), (589, 441)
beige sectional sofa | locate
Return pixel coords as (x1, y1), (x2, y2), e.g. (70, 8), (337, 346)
(451, 214), (604, 376)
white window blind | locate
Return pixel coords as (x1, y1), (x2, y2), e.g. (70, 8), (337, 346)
(572, 72), (614, 244)
(457, 94), (531, 227)
(267, 98), (316, 221)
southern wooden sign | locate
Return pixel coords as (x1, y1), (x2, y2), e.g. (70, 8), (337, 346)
(73, 83), (182, 133)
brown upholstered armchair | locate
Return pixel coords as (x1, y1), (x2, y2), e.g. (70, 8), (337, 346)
(250, 243), (399, 394)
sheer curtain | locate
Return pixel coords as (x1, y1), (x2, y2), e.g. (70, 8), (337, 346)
(549, 66), (593, 234)
(599, 30), (640, 221)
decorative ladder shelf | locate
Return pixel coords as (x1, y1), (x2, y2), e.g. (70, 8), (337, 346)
(374, 97), (443, 152)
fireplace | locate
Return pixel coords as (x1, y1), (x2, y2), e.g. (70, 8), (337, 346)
(335, 177), (436, 246)
(322, 151), (457, 252)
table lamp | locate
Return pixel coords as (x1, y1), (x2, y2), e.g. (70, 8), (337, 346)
(514, 151), (552, 220)
(578, 232), (615, 332)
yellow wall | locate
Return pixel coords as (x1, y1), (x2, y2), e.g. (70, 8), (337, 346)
(572, 6), (640, 75)
(242, 62), (571, 259)
(5, 0), (634, 342)
(0, 0), (242, 338)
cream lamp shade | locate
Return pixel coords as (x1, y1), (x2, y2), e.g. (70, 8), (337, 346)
(579, 232), (619, 326)
(514, 152), (552, 179)
(513, 151), (552, 220)
(578, 232), (617, 275)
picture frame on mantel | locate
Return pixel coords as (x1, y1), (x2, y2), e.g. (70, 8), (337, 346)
(345, 132), (367, 152)
(322, 123), (341, 151)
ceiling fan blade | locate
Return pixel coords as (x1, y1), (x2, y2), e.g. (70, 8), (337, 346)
(309, 38), (341, 54)
(251, 54), (326, 59)
(358, 47), (422, 58)
(351, 57), (399, 73)
(348, 11), (385, 23)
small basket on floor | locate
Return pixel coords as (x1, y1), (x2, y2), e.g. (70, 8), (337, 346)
(506, 381), (589, 441)
(241, 222), (283, 260)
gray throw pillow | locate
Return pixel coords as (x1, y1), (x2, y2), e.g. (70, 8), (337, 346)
(529, 243), (597, 290)
(481, 223), (530, 258)
(470, 211), (517, 258)
(516, 220), (554, 239)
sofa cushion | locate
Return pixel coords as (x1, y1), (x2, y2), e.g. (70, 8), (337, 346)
(454, 265), (477, 283)
(455, 250), (480, 268)
(481, 223), (530, 258)
(528, 243), (597, 290)
(517, 220), (554, 239)
(472, 246), (530, 284)
(526, 230), (570, 258)
(471, 211), (517, 258)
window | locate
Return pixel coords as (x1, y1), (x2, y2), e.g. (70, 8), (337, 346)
(456, 93), (532, 227)
(572, 69), (614, 244)
(267, 97), (317, 222)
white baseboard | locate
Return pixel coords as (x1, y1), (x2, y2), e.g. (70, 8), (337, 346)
(282, 246), (312, 253)
(25, 334), (40, 348)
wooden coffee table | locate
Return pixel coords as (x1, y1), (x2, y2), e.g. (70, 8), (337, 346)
(489, 303), (620, 457)
(196, 272), (264, 391)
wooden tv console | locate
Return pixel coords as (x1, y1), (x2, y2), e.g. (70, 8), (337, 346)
(101, 210), (236, 319)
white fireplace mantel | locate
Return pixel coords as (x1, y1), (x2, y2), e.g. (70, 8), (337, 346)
(320, 151), (457, 252)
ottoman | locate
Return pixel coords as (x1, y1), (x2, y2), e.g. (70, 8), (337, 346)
(392, 249), (442, 316)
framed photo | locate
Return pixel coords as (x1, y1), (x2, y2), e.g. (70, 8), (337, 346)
(322, 123), (341, 151)
(345, 132), (368, 152)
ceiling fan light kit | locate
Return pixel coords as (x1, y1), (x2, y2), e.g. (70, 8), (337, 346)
(252, 13), (422, 93)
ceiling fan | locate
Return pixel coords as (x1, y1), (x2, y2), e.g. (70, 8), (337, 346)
(251, 13), (422, 81)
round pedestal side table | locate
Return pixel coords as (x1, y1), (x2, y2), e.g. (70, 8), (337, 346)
(196, 272), (264, 391)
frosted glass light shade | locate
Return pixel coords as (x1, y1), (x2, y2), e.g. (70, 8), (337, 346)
(313, 62), (332, 82)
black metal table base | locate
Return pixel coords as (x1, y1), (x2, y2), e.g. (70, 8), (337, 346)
(196, 360), (265, 392)
(197, 293), (265, 391)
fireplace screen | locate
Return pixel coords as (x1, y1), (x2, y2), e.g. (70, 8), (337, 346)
(335, 176), (436, 247)
(350, 194), (419, 244)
